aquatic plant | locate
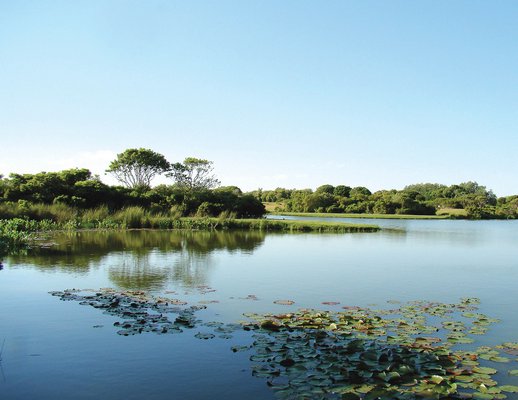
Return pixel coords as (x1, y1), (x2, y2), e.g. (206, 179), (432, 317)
(49, 288), (207, 335)
(50, 287), (518, 399)
(0, 218), (56, 255)
(241, 299), (518, 399)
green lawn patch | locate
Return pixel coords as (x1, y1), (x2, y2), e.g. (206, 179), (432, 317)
(269, 212), (449, 220)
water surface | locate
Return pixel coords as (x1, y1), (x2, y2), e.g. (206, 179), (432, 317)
(1, 221), (518, 399)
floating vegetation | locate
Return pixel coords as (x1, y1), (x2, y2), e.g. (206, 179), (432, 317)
(50, 288), (207, 336)
(240, 294), (260, 301)
(274, 300), (296, 306)
(50, 290), (518, 398)
(240, 298), (518, 399)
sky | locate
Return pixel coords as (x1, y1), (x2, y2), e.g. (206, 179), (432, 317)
(1, 1), (517, 196)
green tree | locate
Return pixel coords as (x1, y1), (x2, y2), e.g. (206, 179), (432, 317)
(168, 157), (220, 192)
(106, 148), (170, 190)
(315, 184), (335, 195)
(333, 185), (351, 198)
(350, 186), (372, 201)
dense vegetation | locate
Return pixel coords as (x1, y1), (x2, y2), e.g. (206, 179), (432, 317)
(1, 148), (517, 225)
(251, 182), (518, 219)
(0, 164), (265, 222)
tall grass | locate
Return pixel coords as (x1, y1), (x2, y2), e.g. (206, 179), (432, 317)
(0, 202), (380, 235)
(0, 202), (78, 223)
(112, 206), (150, 229)
(81, 205), (110, 225)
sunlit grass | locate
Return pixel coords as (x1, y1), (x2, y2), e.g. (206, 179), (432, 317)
(436, 207), (468, 217)
(269, 211), (449, 220)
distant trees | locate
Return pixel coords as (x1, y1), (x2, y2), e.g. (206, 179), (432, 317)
(255, 181), (507, 219)
(106, 148), (170, 190)
(0, 146), (515, 221)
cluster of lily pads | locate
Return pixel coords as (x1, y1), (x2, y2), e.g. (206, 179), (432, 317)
(50, 290), (518, 399)
(239, 298), (518, 399)
(49, 288), (206, 335)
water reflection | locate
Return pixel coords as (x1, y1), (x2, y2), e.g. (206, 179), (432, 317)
(8, 230), (266, 290)
(108, 254), (170, 290)
(269, 215), (518, 246)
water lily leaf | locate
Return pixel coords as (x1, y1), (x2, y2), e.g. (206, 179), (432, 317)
(500, 385), (518, 393)
(474, 367), (498, 375)
(489, 356), (511, 363)
(339, 394), (361, 400)
(194, 332), (215, 340)
(508, 369), (518, 376)
(455, 375), (475, 382)
(273, 300), (295, 306)
(355, 384), (375, 394)
(473, 392), (497, 399)
(231, 345), (250, 353)
(430, 375), (444, 384)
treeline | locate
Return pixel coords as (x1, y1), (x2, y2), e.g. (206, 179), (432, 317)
(2, 146), (517, 222)
(251, 182), (518, 219)
(0, 168), (265, 221)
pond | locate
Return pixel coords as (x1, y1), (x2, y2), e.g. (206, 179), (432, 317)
(1, 220), (518, 399)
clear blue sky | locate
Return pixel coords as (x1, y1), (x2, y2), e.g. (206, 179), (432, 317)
(1, 1), (517, 195)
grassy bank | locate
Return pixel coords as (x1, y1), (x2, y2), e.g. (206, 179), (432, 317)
(216, 218), (379, 232)
(269, 211), (450, 220)
(0, 205), (380, 231)
(436, 207), (468, 218)
(0, 211), (380, 255)
(75, 216), (379, 233)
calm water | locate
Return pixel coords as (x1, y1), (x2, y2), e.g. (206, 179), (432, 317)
(1, 220), (518, 399)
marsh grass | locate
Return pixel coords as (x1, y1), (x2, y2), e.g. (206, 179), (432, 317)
(81, 206), (110, 225)
(0, 203), (380, 255)
(214, 218), (379, 232)
(112, 206), (150, 229)
(0, 202), (78, 222)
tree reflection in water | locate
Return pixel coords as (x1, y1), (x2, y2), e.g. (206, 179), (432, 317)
(8, 230), (266, 290)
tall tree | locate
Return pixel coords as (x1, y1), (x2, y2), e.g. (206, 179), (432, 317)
(168, 157), (220, 191)
(106, 148), (170, 189)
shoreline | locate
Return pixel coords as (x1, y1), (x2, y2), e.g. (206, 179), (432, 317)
(268, 211), (451, 220)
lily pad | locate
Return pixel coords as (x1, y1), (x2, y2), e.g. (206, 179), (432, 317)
(273, 300), (295, 306)
(194, 332), (215, 340)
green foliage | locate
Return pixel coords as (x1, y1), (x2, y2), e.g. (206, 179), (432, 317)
(333, 185), (351, 197)
(1, 162), (515, 221)
(0, 218), (56, 255)
(168, 157), (220, 192)
(106, 148), (170, 189)
(495, 196), (518, 219)
(4, 169), (92, 203)
(315, 184), (334, 195)
(80, 206), (111, 226)
(112, 206), (149, 229)
(0, 202), (78, 222)
(264, 181), (511, 219)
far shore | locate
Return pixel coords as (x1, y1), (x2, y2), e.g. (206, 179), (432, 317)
(268, 211), (450, 220)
